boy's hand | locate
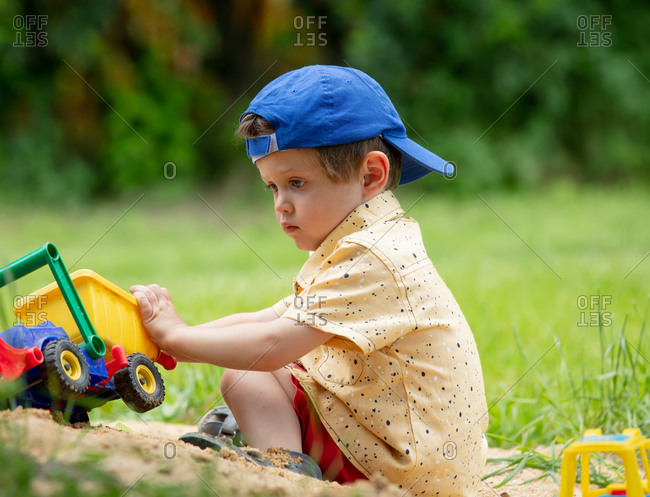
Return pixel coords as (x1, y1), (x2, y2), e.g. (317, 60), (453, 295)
(130, 284), (186, 350)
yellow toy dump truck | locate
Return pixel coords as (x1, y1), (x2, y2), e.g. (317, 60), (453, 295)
(0, 242), (176, 422)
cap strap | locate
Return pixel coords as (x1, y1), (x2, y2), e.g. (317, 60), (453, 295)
(246, 133), (279, 163)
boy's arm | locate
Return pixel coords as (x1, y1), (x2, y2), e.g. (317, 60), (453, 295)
(164, 317), (329, 370)
(131, 284), (330, 369)
(129, 285), (278, 363)
(195, 306), (279, 328)
(165, 308), (280, 363)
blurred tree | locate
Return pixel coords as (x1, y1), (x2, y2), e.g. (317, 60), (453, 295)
(0, 0), (647, 201)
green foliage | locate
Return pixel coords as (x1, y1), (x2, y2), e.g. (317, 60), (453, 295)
(486, 307), (650, 490)
(0, 0), (223, 201)
(487, 303), (650, 446)
(0, 1), (649, 201)
(484, 440), (564, 488)
(331, 0), (650, 191)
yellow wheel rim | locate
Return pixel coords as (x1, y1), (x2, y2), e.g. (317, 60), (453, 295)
(136, 365), (156, 395)
(60, 350), (82, 381)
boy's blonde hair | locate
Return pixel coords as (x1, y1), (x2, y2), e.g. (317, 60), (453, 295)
(238, 113), (402, 190)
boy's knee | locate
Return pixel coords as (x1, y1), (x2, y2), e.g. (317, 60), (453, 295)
(220, 368), (242, 402)
(220, 368), (264, 404)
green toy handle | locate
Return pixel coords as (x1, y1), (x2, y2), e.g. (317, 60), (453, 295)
(0, 242), (106, 359)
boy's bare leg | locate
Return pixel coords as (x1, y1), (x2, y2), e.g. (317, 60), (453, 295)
(220, 367), (302, 452)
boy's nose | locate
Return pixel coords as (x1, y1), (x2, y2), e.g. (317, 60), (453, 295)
(274, 192), (293, 214)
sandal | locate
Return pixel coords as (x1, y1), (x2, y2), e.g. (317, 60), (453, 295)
(179, 432), (322, 478)
(197, 405), (245, 447)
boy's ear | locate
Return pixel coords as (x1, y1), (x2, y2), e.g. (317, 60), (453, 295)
(360, 151), (390, 197)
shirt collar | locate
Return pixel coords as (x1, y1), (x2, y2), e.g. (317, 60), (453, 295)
(294, 190), (404, 292)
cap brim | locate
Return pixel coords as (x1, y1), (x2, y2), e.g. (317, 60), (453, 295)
(384, 135), (453, 185)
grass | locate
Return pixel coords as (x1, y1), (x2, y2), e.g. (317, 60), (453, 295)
(489, 303), (650, 440)
(485, 300), (650, 489)
(1, 183), (649, 488)
(484, 441), (564, 488)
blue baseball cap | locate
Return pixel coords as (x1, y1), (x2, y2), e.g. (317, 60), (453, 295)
(242, 65), (453, 185)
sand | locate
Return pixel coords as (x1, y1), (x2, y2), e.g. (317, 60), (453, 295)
(0, 408), (575, 496)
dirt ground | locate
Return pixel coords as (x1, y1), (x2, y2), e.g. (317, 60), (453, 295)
(0, 408), (574, 497)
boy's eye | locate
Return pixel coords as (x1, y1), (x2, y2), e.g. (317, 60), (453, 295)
(290, 179), (305, 189)
(265, 183), (278, 193)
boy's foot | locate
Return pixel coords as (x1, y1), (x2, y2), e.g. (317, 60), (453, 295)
(179, 432), (322, 479)
(197, 405), (245, 446)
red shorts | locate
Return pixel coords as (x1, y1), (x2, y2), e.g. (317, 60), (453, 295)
(290, 369), (368, 483)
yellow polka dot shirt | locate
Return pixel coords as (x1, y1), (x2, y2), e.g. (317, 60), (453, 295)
(273, 190), (488, 497)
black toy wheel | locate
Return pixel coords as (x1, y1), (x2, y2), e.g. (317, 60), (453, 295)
(69, 410), (90, 424)
(39, 339), (90, 398)
(51, 409), (90, 425)
(114, 353), (165, 413)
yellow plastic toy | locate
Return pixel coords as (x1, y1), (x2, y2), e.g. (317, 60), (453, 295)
(14, 269), (174, 369)
(1, 243), (177, 422)
(559, 428), (650, 497)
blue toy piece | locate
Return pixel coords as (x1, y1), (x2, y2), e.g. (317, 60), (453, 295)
(0, 321), (130, 422)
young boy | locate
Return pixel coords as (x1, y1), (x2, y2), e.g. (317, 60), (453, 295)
(131, 65), (488, 497)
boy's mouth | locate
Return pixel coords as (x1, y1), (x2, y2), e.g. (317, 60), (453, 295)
(281, 222), (298, 234)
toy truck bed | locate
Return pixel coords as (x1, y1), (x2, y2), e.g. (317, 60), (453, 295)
(14, 269), (174, 370)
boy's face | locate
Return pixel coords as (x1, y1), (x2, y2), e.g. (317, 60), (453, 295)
(256, 149), (365, 251)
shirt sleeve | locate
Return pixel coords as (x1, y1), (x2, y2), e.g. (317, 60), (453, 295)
(279, 240), (414, 355)
(272, 294), (293, 317)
